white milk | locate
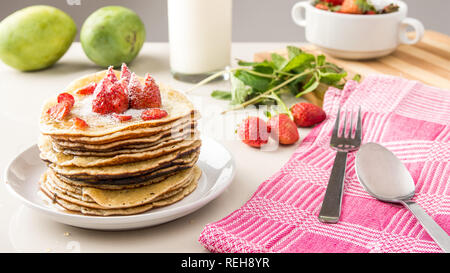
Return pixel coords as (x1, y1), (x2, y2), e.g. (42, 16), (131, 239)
(168, 0), (232, 77)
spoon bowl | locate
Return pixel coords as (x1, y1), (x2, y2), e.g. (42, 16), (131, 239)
(356, 142), (450, 253)
(356, 142), (415, 202)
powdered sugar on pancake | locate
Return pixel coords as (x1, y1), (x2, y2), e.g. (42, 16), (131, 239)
(71, 94), (169, 127)
(39, 69), (194, 136)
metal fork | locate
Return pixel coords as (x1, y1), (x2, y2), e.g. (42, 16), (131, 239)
(318, 106), (362, 223)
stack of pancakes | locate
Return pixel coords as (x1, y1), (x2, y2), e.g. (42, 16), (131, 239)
(38, 70), (201, 216)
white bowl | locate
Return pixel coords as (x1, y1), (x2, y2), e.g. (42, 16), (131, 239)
(291, 1), (424, 59)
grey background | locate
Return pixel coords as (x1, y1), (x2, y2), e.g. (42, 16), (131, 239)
(1, 0), (449, 41)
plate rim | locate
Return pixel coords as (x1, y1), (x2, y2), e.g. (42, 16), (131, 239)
(4, 136), (235, 224)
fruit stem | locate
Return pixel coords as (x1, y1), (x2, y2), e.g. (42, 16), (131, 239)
(221, 69), (314, 114)
(271, 91), (294, 120)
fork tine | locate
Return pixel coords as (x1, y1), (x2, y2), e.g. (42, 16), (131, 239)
(332, 106), (341, 138)
(354, 106), (362, 140)
(348, 108), (354, 138)
(341, 110), (348, 138)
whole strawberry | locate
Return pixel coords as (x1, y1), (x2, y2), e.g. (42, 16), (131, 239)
(267, 114), (299, 145)
(237, 117), (269, 148)
(290, 102), (326, 127)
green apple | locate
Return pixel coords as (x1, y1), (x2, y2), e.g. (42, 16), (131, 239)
(80, 6), (146, 68)
(0, 5), (77, 71)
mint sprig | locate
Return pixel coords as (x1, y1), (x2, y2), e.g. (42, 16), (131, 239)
(187, 46), (348, 115)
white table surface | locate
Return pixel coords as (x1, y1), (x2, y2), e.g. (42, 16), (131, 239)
(0, 42), (313, 253)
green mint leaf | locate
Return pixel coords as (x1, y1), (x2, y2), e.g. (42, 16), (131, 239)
(287, 76), (306, 96)
(283, 52), (315, 72)
(302, 73), (318, 91)
(236, 60), (259, 66)
(296, 80), (319, 98)
(271, 53), (288, 70)
(287, 46), (302, 59)
(230, 74), (252, 105)
(236, 59), (275, 74)
(319, 71), (348, 86)
(322, 62), (344, 73)
(254, 60), (275, 74)
(253, 65), (274, 74)
(316, 55), (326, 66)
(352, 74), (362, 82)
(234, 70), (271, 92)
(211, 90), (232, 100)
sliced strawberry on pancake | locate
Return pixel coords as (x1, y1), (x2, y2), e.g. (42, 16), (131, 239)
(141, 108), (168, 120)
(128, 73), (162, 109)
(76, 83), (97, 95)
(57, 93), (75, 108)
(119, 63), (132, 86)
(72, 117), (89, 129)
(106, 66), (118, 83)
(92, 80), (129, 115)
(47, 101), (72, 121)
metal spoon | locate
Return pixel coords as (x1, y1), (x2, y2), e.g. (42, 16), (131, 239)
(355, 142), (450, 253)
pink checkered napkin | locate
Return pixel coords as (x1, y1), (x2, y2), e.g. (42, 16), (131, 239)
(199, 74), (450, 253)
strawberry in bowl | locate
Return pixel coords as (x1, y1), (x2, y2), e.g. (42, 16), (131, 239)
(291, 0), (424, 59)
(312, 0), (399, 14)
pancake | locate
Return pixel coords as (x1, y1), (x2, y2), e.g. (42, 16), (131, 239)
(49, 145), (200, 180)
(42, 174), (187, 209)
(49, 169), (168, 194)
(49, 113), (198, 145)
(40, 70), (197, 137)
(49, 169), (168, 190)
(51, 122), (197, 152)
(82, 168), (197, 208)
(52, 133), (193, 157)
(47, 167), (196, 198)
(41, 179), (198, 216)
(42, 166), (197, 209)
(52, 133), (191, 157)
(40, 135), (199, 167)
(61, 150), (200, 182)
(53, 152), (199, 187)
(40, 166), (201, 216)
(41, 174), (191, 210)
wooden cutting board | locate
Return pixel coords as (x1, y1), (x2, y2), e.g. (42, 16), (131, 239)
(254, 30), (450, 90)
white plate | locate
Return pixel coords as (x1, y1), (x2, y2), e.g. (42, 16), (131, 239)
(4, 136), (235, 230)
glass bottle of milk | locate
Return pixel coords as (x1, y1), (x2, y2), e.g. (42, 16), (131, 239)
(168, 0), (232, 83)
